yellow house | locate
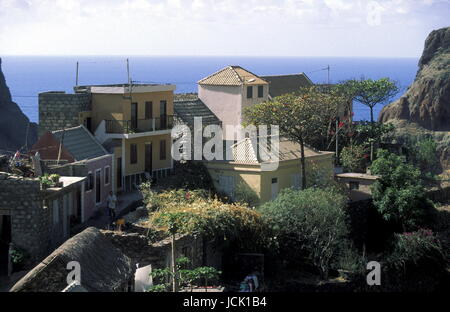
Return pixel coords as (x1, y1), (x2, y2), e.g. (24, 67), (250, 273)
(203, 137), (335, 204)
(75, 84), (176, 192)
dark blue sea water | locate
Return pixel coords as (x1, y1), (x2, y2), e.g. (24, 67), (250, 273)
(1, 56), (419, 123)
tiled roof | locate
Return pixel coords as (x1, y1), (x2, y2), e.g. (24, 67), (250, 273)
(174, 93), (198, 102)
(261, 73), (313, 98)
(53, 125), (108, 161)
(230, 137), (333, 164)
(198, 66), (268, 86)
(174, 99), (221, 129)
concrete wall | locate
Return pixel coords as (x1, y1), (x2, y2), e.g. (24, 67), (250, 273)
(198, 85), (242, 140)
(241, 84), (269, 123)
(90, 91), (174, 132)
(84, 156), (113, 220)
(204, 154), (335, 204)
(38, 92), (91, 137)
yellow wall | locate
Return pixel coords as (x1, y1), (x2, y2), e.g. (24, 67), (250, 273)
(123, 134), (172, 175)
(90, 91), (174, 131)
(204, 154), (335, 204)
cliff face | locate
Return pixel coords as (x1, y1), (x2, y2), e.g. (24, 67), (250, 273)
(0, 58), (38, 152)
(379, 27), (450, 131)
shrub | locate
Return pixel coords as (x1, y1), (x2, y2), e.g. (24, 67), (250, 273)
(258, 187), (349, 279)
(370, 149), (434, 232)
(383, 229), (446, 291)
(148, 189), (268, 251)
(340, 145), (368, 173)
(234, 182), (260, 208)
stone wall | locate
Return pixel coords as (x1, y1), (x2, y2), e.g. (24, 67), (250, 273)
(0, 172), (79, 265)
(38, 92), (91, 136)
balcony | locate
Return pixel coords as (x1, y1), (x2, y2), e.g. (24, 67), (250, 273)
(105, 115), (174, 134)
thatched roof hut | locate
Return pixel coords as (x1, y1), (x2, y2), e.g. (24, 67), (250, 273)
(10, 227), (133, 292)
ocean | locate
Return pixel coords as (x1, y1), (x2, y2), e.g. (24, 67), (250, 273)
(1, 56), (419, 123)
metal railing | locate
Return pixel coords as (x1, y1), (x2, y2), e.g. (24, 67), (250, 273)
(105, 115), (174, 134)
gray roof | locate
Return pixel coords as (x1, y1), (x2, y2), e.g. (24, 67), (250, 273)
(261, 73), (313, 98)
(174, 98), (221, 129)
(10, 227), (133, 292)
(53, 125), (108, 161)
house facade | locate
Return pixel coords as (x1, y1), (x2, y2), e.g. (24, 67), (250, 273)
(203, 138), (335, 204)
(30, 125), (113, 222)
(38, 83), (176, 193)
(0, 172), (85, 270)
(198, 66), (269, 140)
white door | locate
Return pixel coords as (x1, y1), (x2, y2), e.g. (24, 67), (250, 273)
(219, 175), (235, 199)
(271, 177), (278, 200)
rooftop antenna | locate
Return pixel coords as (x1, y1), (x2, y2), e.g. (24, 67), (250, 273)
(75, 61), (79, 87)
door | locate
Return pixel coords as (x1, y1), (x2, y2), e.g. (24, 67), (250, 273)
(117, 157), (122, 189)
(271, 177), (278, 200)
(0, 215), (11, 276)
(131, 102), (138, 130)
(145, 143), (153, 174)
(95, 170), (101, 204)
(219, 175), (235, 199)
(160, 100), (167, 129)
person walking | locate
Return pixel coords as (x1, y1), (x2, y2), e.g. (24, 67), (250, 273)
(106, 191), (117, 222)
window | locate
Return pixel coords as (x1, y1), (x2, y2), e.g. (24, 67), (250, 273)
(104, 166), (110, 185)
(145, 101), (153, 119)
(247, 86), (253, 99)
(130, 144), (138, 164)
(271, 177), (278, 184)
(160, 140), (166, 160)
(85, 172), (93, 192)
(258, 85), (263, 98)
(349, 181), (360, 190)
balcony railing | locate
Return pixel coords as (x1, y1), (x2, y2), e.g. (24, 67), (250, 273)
(105, 115), (174, 134)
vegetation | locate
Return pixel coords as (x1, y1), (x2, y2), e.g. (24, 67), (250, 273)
(234, 182), (260, 208)
(340, 145), (368, 173)
(39, 173), (61, 188)
(258, 187), (350, 279)
(370, 149), (434, 231)
(147, 256), (221, 292)
(342, 78), (399, 123)
(244, 86), (346, 189)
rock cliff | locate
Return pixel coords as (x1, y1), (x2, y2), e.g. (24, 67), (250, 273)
(379, 27), (450, 130)
(0, 58), (37, 152)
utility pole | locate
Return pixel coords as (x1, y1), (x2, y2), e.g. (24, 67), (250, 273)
(75, 61), (79, 87)
(57, 128), (65, 166)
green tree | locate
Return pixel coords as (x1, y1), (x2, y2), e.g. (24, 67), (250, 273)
(258, 187), (349, 279)
(340, 145), (369, 173)
(370, 149), (434, 231)
(343, 78), (399, 123)
(244, 86), (345, 189)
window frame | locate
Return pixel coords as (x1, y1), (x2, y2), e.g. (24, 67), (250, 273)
(257, 85), (263, 98)
(247, 86), (253, 99)
(130, 143), (138, 164)
(160, 140), (166, 160)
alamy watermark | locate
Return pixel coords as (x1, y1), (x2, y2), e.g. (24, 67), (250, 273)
(171, 117), (280, 171)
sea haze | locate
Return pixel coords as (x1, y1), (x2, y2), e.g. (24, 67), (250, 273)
(1, 56), (419, 123)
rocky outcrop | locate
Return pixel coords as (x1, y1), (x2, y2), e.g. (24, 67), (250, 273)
(0, 58), (37, 152)
(379, 27), (450, 131)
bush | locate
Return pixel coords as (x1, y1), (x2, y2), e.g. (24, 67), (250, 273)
(258, 187), (350, 279)
(370, 149), (434, 232)
(148, 189), (268, 251)
(383, 229), (447, 291)
(340, 145), (368, 173)
(234, 182), (260, 208)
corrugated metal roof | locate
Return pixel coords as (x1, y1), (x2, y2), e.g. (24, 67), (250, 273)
(261, 73), (313, 98)
(53, 126), (108, 161)
(198, 66), (268, 86)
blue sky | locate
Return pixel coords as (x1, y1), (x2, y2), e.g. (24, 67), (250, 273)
(0, 0), (449, 57)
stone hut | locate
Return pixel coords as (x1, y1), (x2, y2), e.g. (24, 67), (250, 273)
(10, 227), (133, 292)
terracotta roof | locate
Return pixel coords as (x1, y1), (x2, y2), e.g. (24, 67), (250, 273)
(261, 73), (313, 98)
(198, 66), (268, 86)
